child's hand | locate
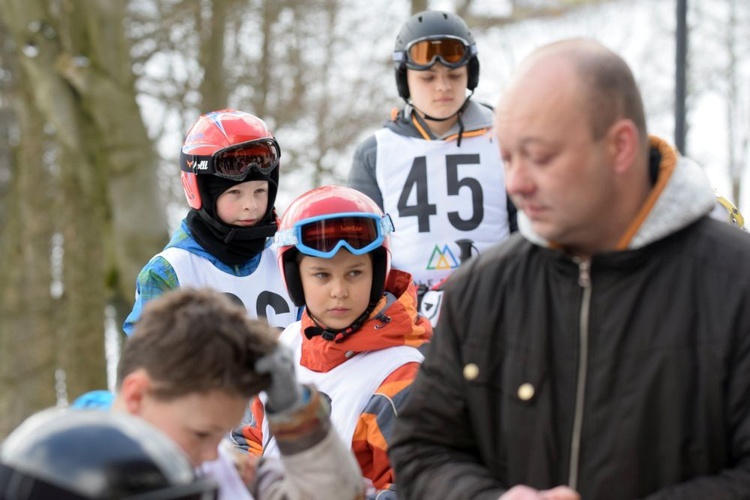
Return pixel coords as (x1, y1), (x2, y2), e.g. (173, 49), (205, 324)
(255, 344), (304, 413)
(233, 450), (259, 487)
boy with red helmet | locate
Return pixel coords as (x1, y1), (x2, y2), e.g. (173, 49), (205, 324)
(238, 186), (432, 498)
(124, 109), (299, 335)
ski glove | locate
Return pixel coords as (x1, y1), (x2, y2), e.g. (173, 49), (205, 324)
(255, 344), (305, 414)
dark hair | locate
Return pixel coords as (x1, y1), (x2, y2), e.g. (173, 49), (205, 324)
(116, 287), (277, 400)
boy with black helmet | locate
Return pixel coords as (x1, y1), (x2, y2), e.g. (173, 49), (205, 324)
(348, 10), (516, 312)
(239, 186), (432, 498)
(124, 109), (298, 335)
(72, 287), (365, 500)
(0, 409), (219, 500)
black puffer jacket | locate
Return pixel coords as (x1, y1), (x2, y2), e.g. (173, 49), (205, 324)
(390, 137), (750, 500)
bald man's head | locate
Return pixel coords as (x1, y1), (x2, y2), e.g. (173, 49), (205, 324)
(507, 39), (647, 147)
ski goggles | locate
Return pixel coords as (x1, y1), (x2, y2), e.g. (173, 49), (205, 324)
(274, 212), (395, 258)
(393, 35), (476, 70)
(180, 138), (281, 181)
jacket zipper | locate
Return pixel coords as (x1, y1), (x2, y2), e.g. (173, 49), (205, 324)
(569, 258), (592, 491)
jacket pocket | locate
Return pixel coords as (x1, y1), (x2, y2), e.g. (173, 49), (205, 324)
(500, 352), (547, 406)
(459, 342), (548, 400)
(460, 342), (549, 480)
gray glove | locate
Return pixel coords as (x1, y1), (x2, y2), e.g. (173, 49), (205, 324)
(255, 344), (305, 414)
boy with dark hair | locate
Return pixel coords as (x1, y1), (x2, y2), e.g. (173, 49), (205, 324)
(100, 287), (362, 499)
(0, 409), (219, 500)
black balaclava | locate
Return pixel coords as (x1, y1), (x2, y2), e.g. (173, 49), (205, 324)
(186, 171), (278, 266)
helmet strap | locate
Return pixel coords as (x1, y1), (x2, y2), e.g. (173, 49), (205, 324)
(304, 303), (376, 342)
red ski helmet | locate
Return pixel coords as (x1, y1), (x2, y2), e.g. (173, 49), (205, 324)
(179, 109), (280, 219)
(275, 186), (394, 308)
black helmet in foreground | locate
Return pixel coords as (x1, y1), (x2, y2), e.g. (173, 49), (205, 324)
(392, 10), (480, 99)
(0, 409), (218, 500)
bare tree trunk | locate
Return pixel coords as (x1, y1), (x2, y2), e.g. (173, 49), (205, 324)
(411, 0), (428, 14)
(0, 89), (58, 437)
(723, 0), (744, 206)
(254, 0), (281, 119)
(58, 2), (169, 317)
(0, 0), (168, 426)
(199, 0), (230, 112)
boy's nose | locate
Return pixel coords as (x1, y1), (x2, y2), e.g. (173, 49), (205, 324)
(331, 280), (349, 299)
(436, 75), (452, 90)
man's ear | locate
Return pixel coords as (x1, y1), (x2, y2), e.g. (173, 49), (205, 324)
(117, 369), (152, 416)
(608, 119), (640, 174)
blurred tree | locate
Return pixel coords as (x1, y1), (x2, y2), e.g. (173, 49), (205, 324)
(0, 14), (13, 232)
(0, 48), (58, 437)
(719, 0), (749, 207)
(463, 0), (619, 28)
(233, 0), (396, 189)
(0, 0), (167, 435)
(198, 0), (232, 112)
(412, 0), (428, 14)
(692, 0), (750, 207)
(4, 0), (737, 437)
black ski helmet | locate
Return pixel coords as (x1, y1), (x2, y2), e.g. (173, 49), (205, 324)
(0, 409), (218, 499)
(393, 10), (480, 100)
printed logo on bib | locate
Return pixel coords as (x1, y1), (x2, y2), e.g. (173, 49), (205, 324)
(427, 244), (460, 270)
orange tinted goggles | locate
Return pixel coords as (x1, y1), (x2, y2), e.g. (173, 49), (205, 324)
(180, 138), (280, 181)
(400, 36), (475, 70)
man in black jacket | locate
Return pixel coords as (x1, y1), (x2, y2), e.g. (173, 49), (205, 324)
(390, 38), (750, 500)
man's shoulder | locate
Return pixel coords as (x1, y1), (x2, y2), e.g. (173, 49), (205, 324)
(685, 217), (750, 274)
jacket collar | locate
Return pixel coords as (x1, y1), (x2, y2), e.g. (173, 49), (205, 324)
(298, 269), (432, 372)
(385, 100), (494, 140)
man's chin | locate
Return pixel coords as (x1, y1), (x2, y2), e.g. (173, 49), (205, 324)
(530, 222), (562, 243)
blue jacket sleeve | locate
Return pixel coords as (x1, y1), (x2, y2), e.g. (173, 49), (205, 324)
(122, 255), (179, 336)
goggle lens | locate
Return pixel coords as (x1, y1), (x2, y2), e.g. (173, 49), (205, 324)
(212, 139), (279, 180)
(406, 37), (469, 69)
(274, 213), (394, 258)
(300, 216), (380, 254)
